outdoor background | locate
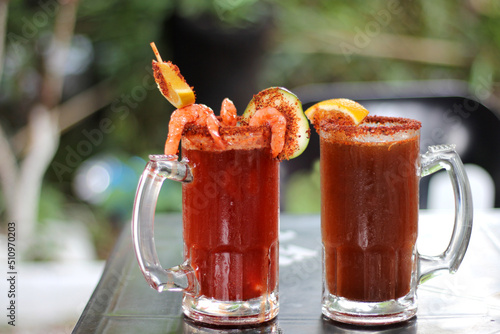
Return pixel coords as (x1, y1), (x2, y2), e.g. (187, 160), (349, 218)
(0, 0), (499, 332)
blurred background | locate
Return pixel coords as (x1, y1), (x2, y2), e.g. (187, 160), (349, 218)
(0, 0), (499, 332)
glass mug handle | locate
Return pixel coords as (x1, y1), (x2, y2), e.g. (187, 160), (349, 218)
(418, 144), (473, 283)
(131, 154), (198, 294)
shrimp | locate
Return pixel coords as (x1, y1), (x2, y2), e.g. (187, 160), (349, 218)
(164, 104), (225, 155)
(249, 107), (286, 158)
(220, 98), (238, 126)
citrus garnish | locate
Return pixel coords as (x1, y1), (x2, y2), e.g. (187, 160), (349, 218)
(305, 98), (369, 126)
(242, 87), (310, 160)
(151, 42), (196, 109)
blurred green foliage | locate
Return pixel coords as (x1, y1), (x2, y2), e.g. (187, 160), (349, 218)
(286, 159), (321, 213)
(176, 0), (269, 28)
(263, 0), (500, 90)
(1, 0), (499, 256)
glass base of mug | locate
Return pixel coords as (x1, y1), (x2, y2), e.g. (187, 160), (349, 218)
(322, 292), (417, 326)
(182, 292), (279, 326)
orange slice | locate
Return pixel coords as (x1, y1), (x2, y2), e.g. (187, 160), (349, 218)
(305, 98), (369, 125)
(151, 42), (195, 109)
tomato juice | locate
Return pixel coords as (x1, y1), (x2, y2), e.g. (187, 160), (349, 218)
(181, 125), (279, 301)
(320, 116), (421, 302)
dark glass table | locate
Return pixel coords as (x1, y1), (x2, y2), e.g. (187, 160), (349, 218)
(73, 211), (500, 333)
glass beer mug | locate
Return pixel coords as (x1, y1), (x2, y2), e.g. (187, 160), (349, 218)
(318, 116), (473, 325)
(132, 126), (279, 325)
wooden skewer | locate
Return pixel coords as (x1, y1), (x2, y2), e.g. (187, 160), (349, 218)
(150, 42), (162, 62)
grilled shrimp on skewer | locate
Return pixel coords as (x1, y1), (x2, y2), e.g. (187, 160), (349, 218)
(249, 107), (286, 158)
(164, 104), (225, 155)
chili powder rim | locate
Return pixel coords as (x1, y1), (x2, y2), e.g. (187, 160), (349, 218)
(319, 115), (422, 137)
(181, 118), (273, 152)
(182, 123), (271, 139)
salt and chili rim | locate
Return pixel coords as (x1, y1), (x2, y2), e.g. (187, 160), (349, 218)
(318, 116), (422, 144)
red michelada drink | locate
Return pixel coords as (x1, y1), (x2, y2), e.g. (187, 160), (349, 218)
(305, 98), (472, 326)
(131, 42), (310, 325)
(181, 125), (279, 302)
(319, 116), (421, 302)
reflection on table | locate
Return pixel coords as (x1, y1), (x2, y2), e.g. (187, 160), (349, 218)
(73, 210), (500, 333)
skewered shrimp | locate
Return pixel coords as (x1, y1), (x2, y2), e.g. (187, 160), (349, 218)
(249, 107), (286, 158)
(164, 104), (225, 155)
(220, 98), (237, 126)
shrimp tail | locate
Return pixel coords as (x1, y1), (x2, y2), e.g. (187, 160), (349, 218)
(220, 98), (238, 126)
(249, 107), (286, 158)
(201, 105), (226, 149)
(164, 106), (197, 155)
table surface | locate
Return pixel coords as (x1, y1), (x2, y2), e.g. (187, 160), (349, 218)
(73, 210), (500, 334)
